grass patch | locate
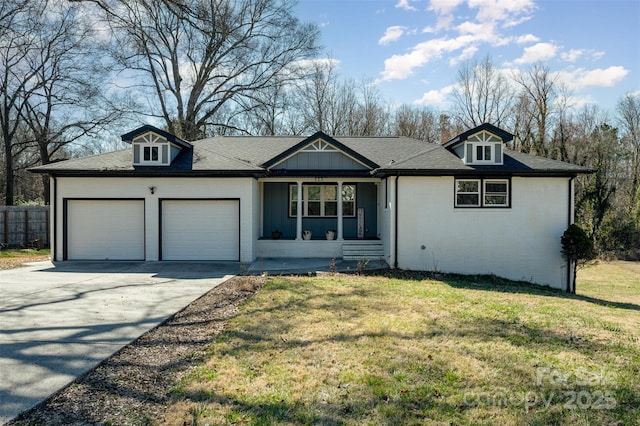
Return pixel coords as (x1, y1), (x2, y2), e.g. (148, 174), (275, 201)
(0, 248), (50, 258)
(165, 262), (640, 425)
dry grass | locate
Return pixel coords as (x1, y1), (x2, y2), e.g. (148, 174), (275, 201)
(0, 248), (50, 270)
(164, 263), (640, 425)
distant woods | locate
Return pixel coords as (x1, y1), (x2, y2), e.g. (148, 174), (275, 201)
(1, 0), (638, 257)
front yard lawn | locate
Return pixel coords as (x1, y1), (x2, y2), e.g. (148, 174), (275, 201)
(165, 262), (640, 425)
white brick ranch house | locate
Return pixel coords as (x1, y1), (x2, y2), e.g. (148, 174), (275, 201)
(31, 123), (589, 291)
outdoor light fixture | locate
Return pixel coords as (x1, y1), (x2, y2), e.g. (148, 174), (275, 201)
(149, 186), (156, 194)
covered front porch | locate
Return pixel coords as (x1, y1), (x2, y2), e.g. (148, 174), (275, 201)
(257, 178), (385, 260)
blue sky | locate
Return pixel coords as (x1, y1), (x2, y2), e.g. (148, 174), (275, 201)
(296, 0), (639, 113)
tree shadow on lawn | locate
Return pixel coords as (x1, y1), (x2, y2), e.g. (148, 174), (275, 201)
(356, 269), (640, 313)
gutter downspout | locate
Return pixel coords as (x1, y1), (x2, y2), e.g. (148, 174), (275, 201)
(567, 177), (575, 293)
(394, 175), (399, 269)
(51, 176), (57, 262)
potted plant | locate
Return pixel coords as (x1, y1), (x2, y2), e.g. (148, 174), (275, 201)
(303, 230), (312, 240)
(325, 230), (336, 240)
(271, 230), (282, 240)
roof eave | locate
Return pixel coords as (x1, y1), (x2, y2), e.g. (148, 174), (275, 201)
(28, 169), (267, 178)
(374, 168), (589, 178)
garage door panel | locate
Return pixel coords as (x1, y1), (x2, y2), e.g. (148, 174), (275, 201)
(67, 200), (145, 260)
(161, 200), (239, 261)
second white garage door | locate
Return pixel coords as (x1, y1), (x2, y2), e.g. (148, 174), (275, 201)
(161, 200), (239, 261)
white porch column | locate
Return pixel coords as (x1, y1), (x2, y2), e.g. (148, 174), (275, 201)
(337, 181), (344, 240)
(389, 176), (397, 269)
(259, 180), (264, 238)
(296, 181), (303, 240)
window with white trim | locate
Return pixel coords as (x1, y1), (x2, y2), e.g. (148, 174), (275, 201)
(455, 179), (480, 207)
(289, 184), (356, 217)
(484, 180), (509, 206)
(455, 178), (510, 208)
(132, 132), (170, 166)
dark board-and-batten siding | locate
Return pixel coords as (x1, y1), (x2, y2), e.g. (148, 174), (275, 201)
(272, 152), (369, 170)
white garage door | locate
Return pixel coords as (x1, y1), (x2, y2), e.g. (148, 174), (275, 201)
(67, 200), (145, 260)
(161, 200), (239, 261)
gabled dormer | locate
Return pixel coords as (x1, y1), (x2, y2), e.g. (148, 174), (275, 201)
(443, 123), (514, 166)
(121, 125), (192, 167)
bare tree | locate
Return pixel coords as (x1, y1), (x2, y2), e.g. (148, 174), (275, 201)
(300, 58), (348, 134)
(0, 0), (48, 205)
(85, 0), (318, 140)
(450, 55), (514, 128)
(510, 92), (535, 152)
(616, 93), (640, 212)
(394, 104), (439, 142)
(513, 62), (558, 157)
(550, 84), (576, 162)
(237, 75), (290, 135)
(570, 106), (622, 249)
(20, 2), (125, 204)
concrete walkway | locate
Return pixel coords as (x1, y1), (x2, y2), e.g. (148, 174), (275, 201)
(246, 257), (388, 275)
(0, 261), (238, 425)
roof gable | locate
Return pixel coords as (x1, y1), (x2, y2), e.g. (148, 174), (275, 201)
(262, 132), (379, 170)
(121, 125), (192, 149)
(443, 123), (514, 148)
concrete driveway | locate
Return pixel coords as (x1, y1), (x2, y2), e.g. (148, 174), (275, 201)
(0, 260), (238, 424)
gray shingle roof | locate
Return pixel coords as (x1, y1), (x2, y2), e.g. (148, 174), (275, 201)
(30, 131), (590, 177)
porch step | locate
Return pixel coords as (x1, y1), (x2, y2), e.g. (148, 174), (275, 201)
(342, 241), (384, 260)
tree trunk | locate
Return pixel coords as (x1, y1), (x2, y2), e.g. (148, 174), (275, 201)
(39, 143), (51, 204)
(3, 131), (14, 205)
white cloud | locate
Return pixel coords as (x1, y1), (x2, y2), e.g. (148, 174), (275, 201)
(428, 0), (464, 15)
(380, 0), (538, 81)
(514, 42), (558, 64)
(295, 58), (341, 69)
(561, 49), (585, 63)
(428, 0), (464, 30)
(468, 0), (536, 24)
(558, 66), (629, 90)
(396, 0), (418, 11)
(381, 35), (478, 80)
(561, 48), (605, 63)
(379, 26), (408, 45)
(414, 84), (456, 106)
(456, 20), (501, 44)
(516, 34), (539, 44)
(449, 46), (478, 66)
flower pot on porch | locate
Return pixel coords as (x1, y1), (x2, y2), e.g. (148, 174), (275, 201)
(325, 230), (335, 240)
(303, 230), (312, 240)
(271, 230), (282, 240)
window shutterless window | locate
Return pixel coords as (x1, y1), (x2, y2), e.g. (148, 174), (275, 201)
(484, 180), (509, 206)
(143, 146), (159, 162)
(289, 184), (356, 217)
(455, 178), (510, 208)
(455, 179), (480, 207)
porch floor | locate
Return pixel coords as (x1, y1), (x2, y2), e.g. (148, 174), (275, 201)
(247, 257), (389, 275)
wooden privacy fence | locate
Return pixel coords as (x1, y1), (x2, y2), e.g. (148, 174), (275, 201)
(0, 206), (49, 249)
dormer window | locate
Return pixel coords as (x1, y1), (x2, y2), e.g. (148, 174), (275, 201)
(133, 132), (170, 166)
(464, 131), (503, 165)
